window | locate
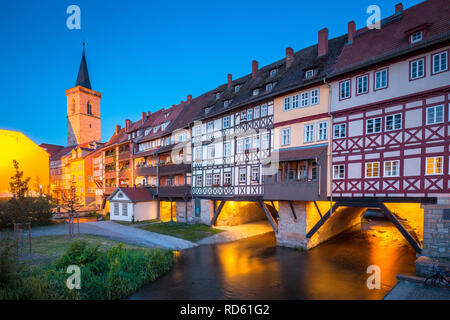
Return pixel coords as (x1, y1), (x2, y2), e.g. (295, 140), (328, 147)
(333, 124), (346, 138)
(262, 133), (270, 149)
(216, 92), (222, 99)
(224, 142), (231, 157)
(253, 135), (260, 149)
(195, 125), (201, 136)
(384, 160), (399, 177)
(317, 121), (328, 141)
(410, 31), (422, 44)
(281, 128), (290, 146)
(292, 95), (299, 108)
(365, 162), (380, 178)
(213, 173), (220, 186)
(207, 121), (214, 131)
(340, 80), (351, 99)
(426, 105), (444, 124)
(266, 83), (273, 91)
(304, 124), (314, 143)
(367, 117), (382, 134)
(195, 147), (202, 160)
(224, 172), (232, 185)
(224, 100), (230, 108)
(305, 69), (314, 78)
(122, 203), (128, 216)
(114, 203), (119, 215)
(239, 168), (246, 183)
(374, 69), (388, 90)
(253, 89), (259, 96)
(251, 167), (259, 182)
(244, 138), (251, 151)
(283, 97), (291, 111)
(254, 106), (260, 118)
(410, 58), (425, 80)
(310, 89), (319, 105)
(301, 92), (309, 107)
(235, 85), (241, 93)
(247, 109), (253, 121)
(206, 174), (212, 186)
(270, 69), (277, 77)
(208, 146), (215, 159)
(241, 111), (247, 121)
(432, 51), (448, 74)
(356, 75), (368, 94)
(87, 101), (93, 115)
(385, 114), (402, 131)
(426, 157), (443, 175)
(261, 104), (268, 116)
(237, 139), (243, 153)
(333, 165), (345, 179)
(196, 175), (202, 186)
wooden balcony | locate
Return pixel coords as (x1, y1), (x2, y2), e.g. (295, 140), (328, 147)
(105, 171), (116, 179)
(118, 151), (131, 161)
(157, 185), (191, 198)
(119, 168), (130, 178)
(135, 166), (157, 176)
(158, 163), (191, 176)
(105, 156), (116, 165)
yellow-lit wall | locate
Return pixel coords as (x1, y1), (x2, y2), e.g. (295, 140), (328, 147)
(0, 129), (49, 195)
(160, 201), (177, 222)
(216, 201), (266, 226)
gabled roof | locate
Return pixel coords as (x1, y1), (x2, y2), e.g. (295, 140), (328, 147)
(40, 143), (64, 157)
(50, 145), (77, 161)
(330, 0), (450, 77)
(76, 46), (92, 89)
(108, 187), (156, 202)
(195, 35), (347, 120)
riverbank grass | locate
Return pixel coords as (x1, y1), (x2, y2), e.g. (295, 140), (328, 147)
(0, 236), (174, 300)
(139, 222), (223, 242)
(113, 219), (159, 226)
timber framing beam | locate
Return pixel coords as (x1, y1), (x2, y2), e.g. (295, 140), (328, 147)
(378, 202), (422, 253)
(288, 201), (297, 221)
(210, 200), (226, 226)
(258, 201), (278, 233)
(306, 203), (340, 239)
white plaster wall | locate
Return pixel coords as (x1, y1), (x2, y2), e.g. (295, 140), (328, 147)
(135, 201), (158, 221)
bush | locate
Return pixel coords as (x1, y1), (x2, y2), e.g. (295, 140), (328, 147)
(0, 196), (53, 229)
(0, 238), (17, 286)
(0, 240), (174, 300)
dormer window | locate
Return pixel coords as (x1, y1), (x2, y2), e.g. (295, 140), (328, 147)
(270, 69), (277, 77)
(216, 92), (222, 99)
(266, 83), (273, 92)
(410, 31), (422, 44)
(305, 69), (314, 78)
(205, 106), (212, 114)
(253, 89), (259, 96)
(234, 85), (241, 93)
(165, 112), (170, 118)
(224, 100), (230, 108)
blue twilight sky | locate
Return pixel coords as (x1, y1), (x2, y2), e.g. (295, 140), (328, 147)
(0, 0), (422, 146)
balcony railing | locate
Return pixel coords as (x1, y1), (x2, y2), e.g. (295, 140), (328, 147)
(263, 175), (321, 201)
(158, 163), (191, 175)
(135, 166), (157, 177)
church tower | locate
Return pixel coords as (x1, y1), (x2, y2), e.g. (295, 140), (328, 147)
(66, 45), (102, 146)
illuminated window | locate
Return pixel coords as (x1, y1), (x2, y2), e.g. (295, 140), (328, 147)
(426, 157), (443, 175)
(384, 160), (399, 177)
(365, 162), (380, 178)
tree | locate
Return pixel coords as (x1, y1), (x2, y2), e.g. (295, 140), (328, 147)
(9, 160), (31, 199)
(61, 183), (83, 214)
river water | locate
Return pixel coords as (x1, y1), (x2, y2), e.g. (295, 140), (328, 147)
(130, 220), (416, 300)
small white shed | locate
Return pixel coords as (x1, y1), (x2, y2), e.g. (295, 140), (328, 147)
(108, 187), (157, 222)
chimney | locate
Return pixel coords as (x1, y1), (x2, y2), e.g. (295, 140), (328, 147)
(318, 28), (329, 56)
(286, 47), (294, 69)
(348, 21), (356, 43)
(115, 125), (121, 135)
(252, 60), (258, 79)
(125, 119), (131, 132)
(187, 94), (192, 103)
(142, 112), (147, 122)
(227, 74), (232, 88)
(395, 3), (403, 14)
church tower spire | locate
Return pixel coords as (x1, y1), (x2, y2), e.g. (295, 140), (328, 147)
(75, 43), (92, 89)
(66, 43), (102, 146)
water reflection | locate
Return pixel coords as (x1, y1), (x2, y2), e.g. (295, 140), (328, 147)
(130, 220), (415, 300)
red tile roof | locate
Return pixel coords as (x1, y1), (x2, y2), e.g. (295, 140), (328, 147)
(331, 0), (450, 76)
(114, 187), (156, 202)
(40, 143), (65, 157)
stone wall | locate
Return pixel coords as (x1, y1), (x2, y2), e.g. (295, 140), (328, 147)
(176, 200), (192, 223)
(199, 199), (213, 225)
(215, 201), (266, 226)
(276, 201), (308, 249)
(421, 197), (450, 259)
